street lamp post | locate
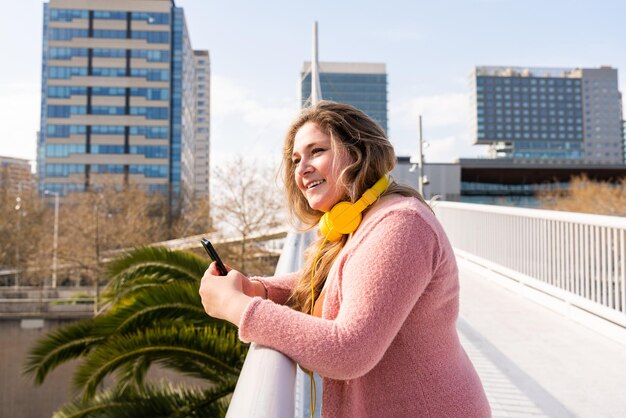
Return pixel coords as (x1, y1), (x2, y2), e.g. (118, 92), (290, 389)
(44, 190), (60, 288)
(14, 196), (21, 288)
(93, 200), (104, 316)
(417, 115), (425, 197)
(410, 115), (428, 197)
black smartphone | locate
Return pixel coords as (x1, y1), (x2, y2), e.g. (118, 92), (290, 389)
(200, 238), (228, 276)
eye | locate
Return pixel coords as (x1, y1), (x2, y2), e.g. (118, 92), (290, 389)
(292, 157), (300, 166)
(311, 147), (325, 155)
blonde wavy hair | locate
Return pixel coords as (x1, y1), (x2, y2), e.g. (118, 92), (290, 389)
(282, 101), (427, 313)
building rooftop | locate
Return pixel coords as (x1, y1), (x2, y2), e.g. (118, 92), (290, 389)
(301, 61), (386, 74)
(474, 66), (591, 78)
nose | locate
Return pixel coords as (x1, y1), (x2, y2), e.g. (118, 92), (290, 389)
(295, 157), (313, 177)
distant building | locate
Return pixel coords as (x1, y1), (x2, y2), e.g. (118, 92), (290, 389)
(38, 0), (208, 214)
(392, 159), (460, 201)
(191, 50), (210, 201)
(394, 156), (626, 207)
(470, 66), (624, 164)
(300, 62), (388, 133)
(623, 120), (626, 164)
(0, 157), (33, 196)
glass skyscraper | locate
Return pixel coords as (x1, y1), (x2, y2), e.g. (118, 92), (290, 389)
(39, 0), (208, 213)
(470, 66), (624, 164)
(300, 62), (388, 133)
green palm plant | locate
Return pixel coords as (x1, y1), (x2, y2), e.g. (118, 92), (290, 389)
(23, 246), (248, 417)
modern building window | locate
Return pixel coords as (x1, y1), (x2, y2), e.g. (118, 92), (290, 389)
(131, 49), (170, 62)
(47, 125), (86, 137)
(92, 67), (127, 77)
(48, 105), (87, 118)
(92, 145), (125, 154)
(50, 9), (88, 22)
(93, 29), (127, 39)
(92, 106), (126, 115)
(130, 68), (169, 81)
(50, 28), (89, 41)
(129, 107), (169, 119)
(46, 143), (86, 157)
(93, 10), (127, 19)
(129, 126), (168, 138)
(131, 31), (169, 43)
(93, 48), (127, 58)
(92, 164), (124, 174)
(45, 163), (86, 177)
(130, 87), (169, 100)
(49, 47), (88, 60)
(129, 165), (168, 177)
(48, 86), (87, 98)
(49, 66), (88, 79)
(92, 87), (126, 96)
(129, 145), (168, 158)
(131, 12), (170, 24)
(92, 125), (125, 135)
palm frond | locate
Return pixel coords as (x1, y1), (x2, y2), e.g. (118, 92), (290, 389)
(53, 382), (232, 418)
(73, 325), (246, 399)
(22, 319), (104, 385)
(106, 247), (208, 292)
(97, 282), (219, 335)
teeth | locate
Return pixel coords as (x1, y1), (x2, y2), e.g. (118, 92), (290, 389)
(307, 180), (325, 189)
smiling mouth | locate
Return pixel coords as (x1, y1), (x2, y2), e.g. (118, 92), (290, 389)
(307, 180), (325, 190)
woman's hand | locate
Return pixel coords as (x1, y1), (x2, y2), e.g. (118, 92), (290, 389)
(199, 262), (253, 326)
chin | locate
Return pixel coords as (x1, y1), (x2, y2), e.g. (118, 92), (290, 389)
(307, 199), (329, 212)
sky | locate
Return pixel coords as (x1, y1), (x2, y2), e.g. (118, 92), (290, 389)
(2, 0), (626, 168)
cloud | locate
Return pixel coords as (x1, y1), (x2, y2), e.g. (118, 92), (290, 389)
(390, 92), (469, 131)
(425, 134), (489, 162)
(0, 82), (40, 160)
(210, 74), (300, 163)
(211, 74), (298, 131)
(389, 92), (489, 162)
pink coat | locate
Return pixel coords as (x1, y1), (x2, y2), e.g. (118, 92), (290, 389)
(239, 195), (491, 417)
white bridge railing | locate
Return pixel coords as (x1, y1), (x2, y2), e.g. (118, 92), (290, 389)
(226, 230), (319, 418)
(227, 202), (626, 416)
(434, 202), (626, 328)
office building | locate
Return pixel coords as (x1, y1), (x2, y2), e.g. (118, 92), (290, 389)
(0, 156), (33, 196)
(300, 62), (388, 133)
(39, 0), (208, 213)
(392, 158), (460, 201)
(623, 120), (626, 164)
(191, 50), (210, 200)
(470, 66), (624, 164)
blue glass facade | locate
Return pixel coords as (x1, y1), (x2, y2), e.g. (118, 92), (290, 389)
(300, 64), (388, 133)
(169, 6), (184, 212)
(475, 74), (584, 159)
(471, 67), (624, 163)
(38, 3), (49, 193)
(40, 1), (200, 211)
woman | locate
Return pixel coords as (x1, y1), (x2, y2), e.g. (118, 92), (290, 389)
(199, 101), (491, 417)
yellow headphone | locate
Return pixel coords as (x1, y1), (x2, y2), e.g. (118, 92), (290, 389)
(318, 175), (390, 241)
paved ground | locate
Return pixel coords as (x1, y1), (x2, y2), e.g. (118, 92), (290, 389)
(457, 258), (626, 418)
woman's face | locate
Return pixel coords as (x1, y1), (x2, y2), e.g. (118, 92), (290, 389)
(292, 122), (352, 212)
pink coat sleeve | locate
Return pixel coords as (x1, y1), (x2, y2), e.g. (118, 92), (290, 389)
(250, 272), (299, 305)
(238, 208), (442, 380)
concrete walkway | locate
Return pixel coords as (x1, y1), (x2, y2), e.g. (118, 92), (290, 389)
(457, 258), (626, 418)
